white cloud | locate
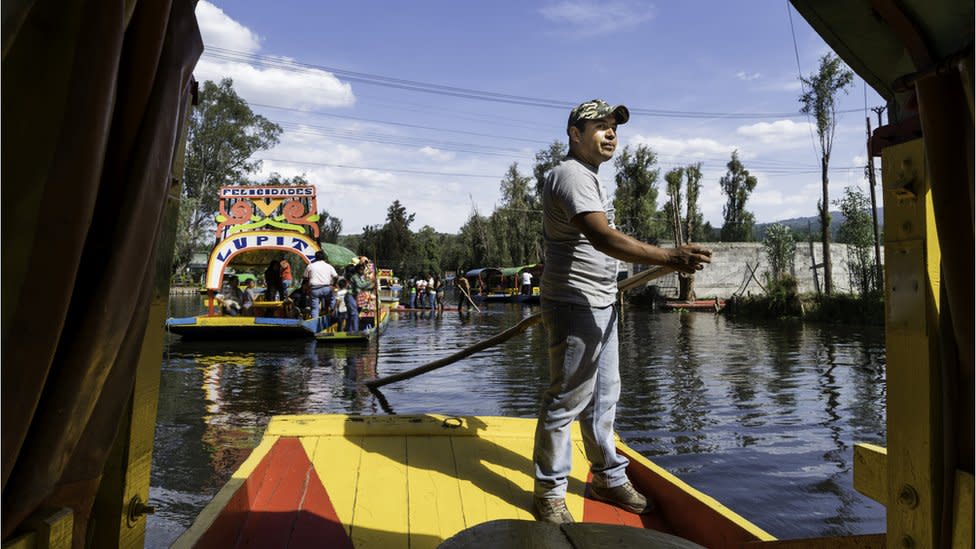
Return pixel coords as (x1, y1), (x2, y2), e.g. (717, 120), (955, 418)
(736, 119), (813, 145)
(736, 71), (761, 81)
(539, 1), (656, 34)
(194, 1), (355, 109)
(419, 147), (456, 162)
(196, 1), (261, 53)
(627, 134), (736, 158)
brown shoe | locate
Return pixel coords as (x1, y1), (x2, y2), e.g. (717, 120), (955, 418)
(534, 497), (575, 524)
(589, 481), (654, 514)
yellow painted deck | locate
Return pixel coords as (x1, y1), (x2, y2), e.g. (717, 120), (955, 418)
(174, 415), (774, 549)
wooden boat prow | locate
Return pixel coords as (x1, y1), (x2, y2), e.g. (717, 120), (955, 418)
(173, 415), (774, 548)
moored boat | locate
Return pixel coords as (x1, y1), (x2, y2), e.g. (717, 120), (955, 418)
(172, 415), (774, 549)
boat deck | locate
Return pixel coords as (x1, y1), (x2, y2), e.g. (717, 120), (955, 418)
(175, 415), (772, 548)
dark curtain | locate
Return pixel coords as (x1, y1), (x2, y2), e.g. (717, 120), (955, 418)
(1, 0), (202, 543)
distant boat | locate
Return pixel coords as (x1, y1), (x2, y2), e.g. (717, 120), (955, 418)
(464, 264), (542, 304)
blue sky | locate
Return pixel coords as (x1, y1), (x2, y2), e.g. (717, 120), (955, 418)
(195, 1), (886, 234)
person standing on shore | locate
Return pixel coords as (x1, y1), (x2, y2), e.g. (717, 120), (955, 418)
(533, 99), (712, 524)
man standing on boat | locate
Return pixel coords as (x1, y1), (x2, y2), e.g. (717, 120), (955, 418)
(533, 99), (712, 523)
(303, 250), (338, 319)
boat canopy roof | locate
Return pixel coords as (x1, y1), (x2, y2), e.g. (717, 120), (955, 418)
(499, 264), (541, 277)
(464, 267), (502, 278)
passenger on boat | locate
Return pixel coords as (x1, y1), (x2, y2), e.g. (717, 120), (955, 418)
(216, 276), (243, 316)
(264, 260), (283, 301)
(286, 278), (312, 319)
(241, 279), (257, 316)
(349, 261), (375, 330)
(334, 278), (349, 331)
(408, 278), (417, 308)
(303, 251), (338, 319)
(533, 99), (712, 524)
(279, 258), (293, 296)
(521, 270), (533, 295)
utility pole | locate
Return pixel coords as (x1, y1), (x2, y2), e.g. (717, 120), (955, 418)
(866, 106), (886, 290)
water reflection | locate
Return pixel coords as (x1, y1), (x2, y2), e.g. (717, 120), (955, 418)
(149, 296), (886, 547)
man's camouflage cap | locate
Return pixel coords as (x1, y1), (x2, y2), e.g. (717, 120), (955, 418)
(567, 99), (630, 129)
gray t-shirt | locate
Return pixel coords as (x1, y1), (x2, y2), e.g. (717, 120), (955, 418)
(541, 156), (618, 307)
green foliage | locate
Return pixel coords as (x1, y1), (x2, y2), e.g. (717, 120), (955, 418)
(173, 78), (281, 273)
(799, 54), (854, 158)
(458, 211), (492, 269)
(799, 53), (854, 295)
(318, 210), (343, 244)
(719, 150), (757, 241)
(684, 163), (705, 242)
(762, 223), (797, 281)
(489, 163), (541, 267)
(533, 141), (567, 198)
(361, 200), (416, 272)
(835, 186), (878, 296)
(613, 144), (663, 242)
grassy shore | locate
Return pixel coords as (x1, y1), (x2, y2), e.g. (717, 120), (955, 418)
(721, 292), (884, 326)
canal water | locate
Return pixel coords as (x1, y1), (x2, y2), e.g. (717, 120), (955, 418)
(147, 295), (886, 547)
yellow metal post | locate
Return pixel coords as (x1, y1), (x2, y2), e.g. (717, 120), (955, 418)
(880, 139), (944, 549)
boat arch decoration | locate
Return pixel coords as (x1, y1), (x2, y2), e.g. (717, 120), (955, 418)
(204, 231), (320, 290)
(215, 185), (320, 240)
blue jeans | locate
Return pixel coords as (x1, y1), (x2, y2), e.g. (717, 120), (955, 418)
(345, 293), (359, 332)
(309, 285), (332, 319)
(533, 299), (628, 499)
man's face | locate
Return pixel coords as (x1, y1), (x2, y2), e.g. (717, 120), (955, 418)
(570, 116), (618, 166)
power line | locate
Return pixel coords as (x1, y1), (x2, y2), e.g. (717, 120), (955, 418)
(203, 46), (867, 120)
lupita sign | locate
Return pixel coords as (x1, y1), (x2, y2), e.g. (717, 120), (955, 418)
(205, 231), (319, 290)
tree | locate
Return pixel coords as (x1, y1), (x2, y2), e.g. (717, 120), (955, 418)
(835, 186), (876, 296)
(318, 211), (343, 244)
(533, 141), (567, 198)
(763, 223), (797, 282)
(372, 200), (415, 271)
(799, 53), (854, 295)
(684, 162), (705, 243)
(613, 144), (662, 243)
(493, 162), (541, 266)
(173, 78), (281, 273)
(413, 225), (443, 276)
(719, 150), (757, 242)
(458, 210), (492, 269)
(664, 164), (706, 300)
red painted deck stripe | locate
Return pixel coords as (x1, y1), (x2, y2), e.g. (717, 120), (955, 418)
(580, 472), (665, 530)
(201, 438), (352, 548)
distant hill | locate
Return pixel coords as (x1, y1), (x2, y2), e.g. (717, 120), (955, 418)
(754, 208), (884, 240)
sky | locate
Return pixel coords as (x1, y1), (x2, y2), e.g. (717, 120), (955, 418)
(193, 0), (886, 235)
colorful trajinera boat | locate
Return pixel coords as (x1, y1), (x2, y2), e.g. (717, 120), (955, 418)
(164, 185), (379, 341)
(315, 302), (392, 344)
(171, 415), (773, 549)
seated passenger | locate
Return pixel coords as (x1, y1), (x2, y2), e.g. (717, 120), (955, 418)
(241, 279), (257, 316)
(287, 279), (312, 319)
(216, 276), (243, 316)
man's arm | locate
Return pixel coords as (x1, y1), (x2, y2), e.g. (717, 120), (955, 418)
(571, 211), (711, 274)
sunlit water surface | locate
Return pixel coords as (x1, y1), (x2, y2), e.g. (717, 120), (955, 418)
(147, 295), (886, 547)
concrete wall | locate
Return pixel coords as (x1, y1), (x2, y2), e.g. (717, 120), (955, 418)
(623, 242), (883, 299)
